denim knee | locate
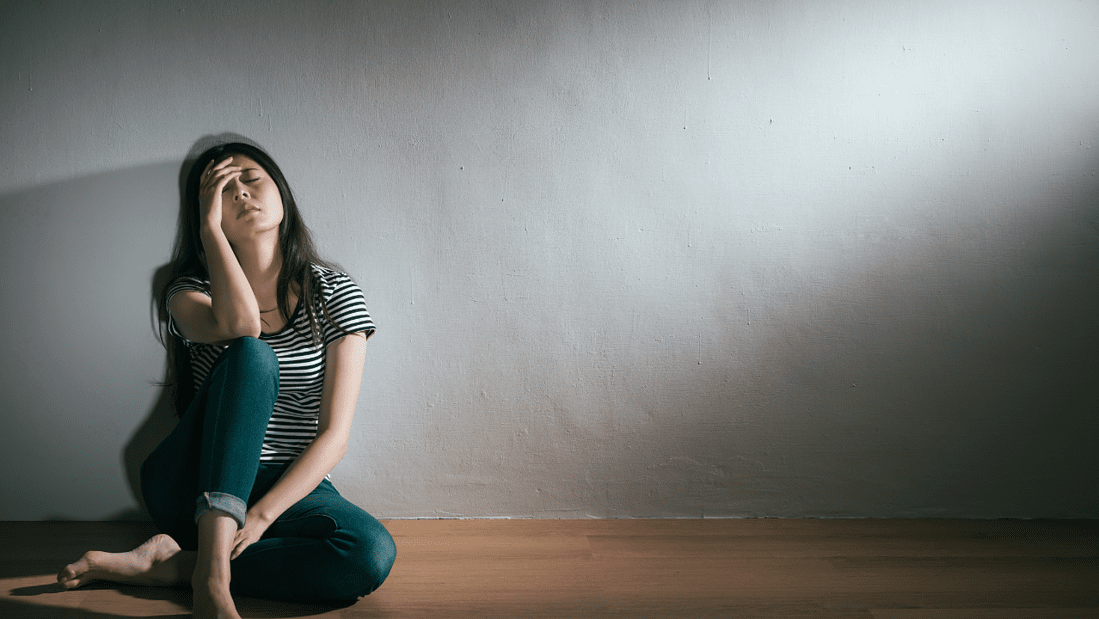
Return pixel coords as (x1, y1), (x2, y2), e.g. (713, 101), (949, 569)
(225, 336), (279, 379)
(339, 522), (397, 599)
(214, 337), (279, 406)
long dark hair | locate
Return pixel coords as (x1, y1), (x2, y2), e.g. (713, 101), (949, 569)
(159, 141), (342, 415)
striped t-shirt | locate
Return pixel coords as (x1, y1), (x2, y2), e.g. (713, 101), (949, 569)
(166, 264), (375, 463)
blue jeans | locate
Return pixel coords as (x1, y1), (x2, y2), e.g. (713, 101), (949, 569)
(140, 337), (396, 603)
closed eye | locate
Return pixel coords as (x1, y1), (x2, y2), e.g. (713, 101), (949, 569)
(223, 178), (260, 192)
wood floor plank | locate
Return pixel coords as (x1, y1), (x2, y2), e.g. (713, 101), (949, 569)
(0, 519), (1094, 618)
(587, 533), (1097, 558)
(870, 610), (1098, 619)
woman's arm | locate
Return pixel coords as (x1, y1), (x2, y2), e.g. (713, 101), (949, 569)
(171, 158), (262, 345)
(230, 331), (368, 558)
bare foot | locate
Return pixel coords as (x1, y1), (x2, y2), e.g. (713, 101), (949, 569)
(192, 572), (241, 619)
(57, 533), (191, 589)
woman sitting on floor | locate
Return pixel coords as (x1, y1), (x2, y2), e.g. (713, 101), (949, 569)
(57, 141), (396, 618)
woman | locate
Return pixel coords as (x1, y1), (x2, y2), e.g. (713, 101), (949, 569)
(57, 141), (396, 618)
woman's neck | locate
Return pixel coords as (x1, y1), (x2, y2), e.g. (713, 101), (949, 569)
(232, 237), (283, 302)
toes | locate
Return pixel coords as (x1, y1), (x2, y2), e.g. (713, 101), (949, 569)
(57, 562), (78, 582)
(57, 557), (92, 588)
(59, 575), (87, 589)
(58, 570), (85, 589)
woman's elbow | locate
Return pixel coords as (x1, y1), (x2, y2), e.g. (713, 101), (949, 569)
(227, 318), (262, 339)
(334, 440), (349, 461)
(324, 435), (349, 462)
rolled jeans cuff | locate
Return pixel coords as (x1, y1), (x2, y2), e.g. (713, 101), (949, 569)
(195, 491), (247, 529)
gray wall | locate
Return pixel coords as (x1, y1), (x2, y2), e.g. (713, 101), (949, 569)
(1, 0), (1096, 520)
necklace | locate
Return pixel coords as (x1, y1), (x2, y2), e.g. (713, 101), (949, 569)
(260, 307), (278, 313)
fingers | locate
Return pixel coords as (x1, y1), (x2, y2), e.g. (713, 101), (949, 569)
(230, 531), (253, 560)
(206, 166), (242, 188)
(201, 159), (241, 191)
(230, 539), (250, 560)
(204, 156), (236, 175)
(198, 159), (241, 225)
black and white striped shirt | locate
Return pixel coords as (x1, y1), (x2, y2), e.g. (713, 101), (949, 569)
(166, 264), (375, 463)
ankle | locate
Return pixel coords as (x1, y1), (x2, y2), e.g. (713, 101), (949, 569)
(193, 561), (230, 587)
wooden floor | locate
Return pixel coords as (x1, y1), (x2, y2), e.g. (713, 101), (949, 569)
(0, 519), (1095, 618)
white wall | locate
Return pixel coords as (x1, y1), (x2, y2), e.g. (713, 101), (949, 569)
(1, 0), (1096, 520)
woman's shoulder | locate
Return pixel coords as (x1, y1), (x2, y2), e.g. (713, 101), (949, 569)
(310, 263), (360, 295)
(166, 274), (211, 298)
(310, 262), (349, 281)
(309, 263), (373, 340)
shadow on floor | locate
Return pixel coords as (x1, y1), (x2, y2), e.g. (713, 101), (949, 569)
(2, 578), (358, 619)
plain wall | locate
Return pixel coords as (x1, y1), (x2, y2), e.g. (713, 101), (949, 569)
(1, 0), (1096, 520)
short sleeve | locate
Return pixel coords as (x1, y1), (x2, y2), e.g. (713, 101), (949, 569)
(319, 270), (375, 347)
(165, 276), (211, 344)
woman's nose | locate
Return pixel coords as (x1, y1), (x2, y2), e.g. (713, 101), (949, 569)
(229, 179), (249, 199)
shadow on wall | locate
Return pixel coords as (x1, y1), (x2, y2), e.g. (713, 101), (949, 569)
(583, 150), (1099, 519)
(0, 134), (289, 522)
(0, 161), (182, 521)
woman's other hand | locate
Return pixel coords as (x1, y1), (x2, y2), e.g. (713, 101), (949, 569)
(230, 509), (274, 560)
(199, 157), (242, 232)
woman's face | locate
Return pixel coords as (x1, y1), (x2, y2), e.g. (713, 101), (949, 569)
(217, 155), (284, 245)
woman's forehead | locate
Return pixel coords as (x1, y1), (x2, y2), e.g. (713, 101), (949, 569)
(227, 154), (261, 169)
